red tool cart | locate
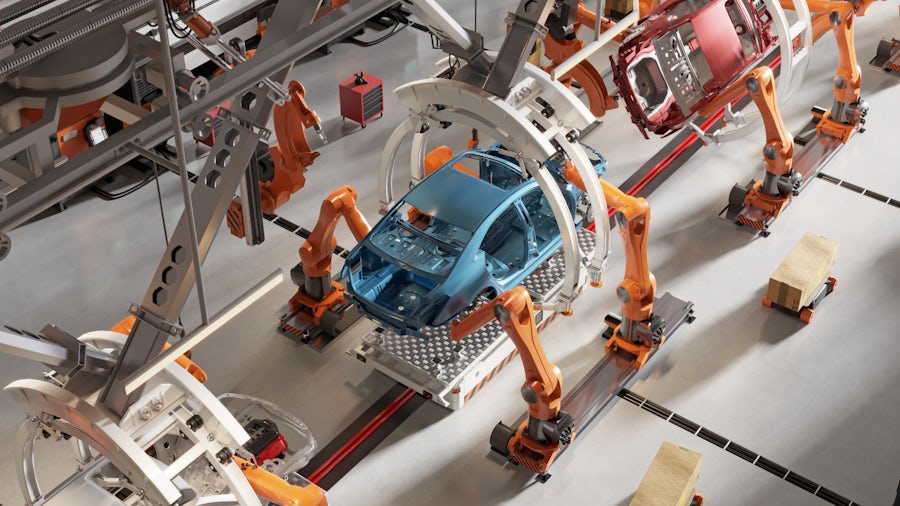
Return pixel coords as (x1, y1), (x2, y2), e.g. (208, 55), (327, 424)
(339, 72), (383, 128)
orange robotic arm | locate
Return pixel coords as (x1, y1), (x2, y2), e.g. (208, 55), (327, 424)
(450, 286), (573, 477)
(562, 164), (662, 370)
(264, 80), (324, 214)
(234, 456), (328, 506)
(699, 66), (801, 228)
(289, 185), (370, 326)
(298, 186), (369, 280)
(812, 0), (865, 142)
(228, 79), (325, 239)
(781, 0), (867, 142)
(700, 66), (793, 184)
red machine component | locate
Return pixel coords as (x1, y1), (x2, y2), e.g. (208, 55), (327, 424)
(256, 433), (289, 463)
(562, 163), (662, 371)
(243, 418), (290, 464)
(339, 72), (383, 127)
(698, 66), (797, 232)
(450, 286), (573, 480)
(288, 185), (370, 327)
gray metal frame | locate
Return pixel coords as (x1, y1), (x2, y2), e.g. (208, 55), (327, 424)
(94, 0), (394, 416)
(0, 0), (394, 416)
(0, 0), (396, 235)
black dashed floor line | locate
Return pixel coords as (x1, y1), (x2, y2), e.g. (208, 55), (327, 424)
(817, 172), (900, 209)
(618, 388), (862, 506)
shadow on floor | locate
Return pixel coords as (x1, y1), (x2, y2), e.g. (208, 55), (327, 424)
(721, 365), (900, 505)
(648, 291), (805, 400)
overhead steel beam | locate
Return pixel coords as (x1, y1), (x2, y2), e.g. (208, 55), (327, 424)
(482, 0), (554, 98)
(0, 0), (396, 234)
(0, 96), (60, 175)
(0, 0), (155, 81)
(153, 0), (209, 326)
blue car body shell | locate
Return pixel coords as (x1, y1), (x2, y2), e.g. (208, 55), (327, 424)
(342, 145), (606, 337)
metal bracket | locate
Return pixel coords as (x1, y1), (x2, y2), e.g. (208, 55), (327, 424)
(216, 108), (272, 142)
(37, 325), (86, 381)
(128, 304), (184, 338)
(483, 0), (554, 98)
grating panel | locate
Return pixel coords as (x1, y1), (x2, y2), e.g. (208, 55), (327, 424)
(354, 228), (596, 409)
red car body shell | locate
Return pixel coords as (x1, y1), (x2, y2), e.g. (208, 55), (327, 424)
(613, 0), (777, 137)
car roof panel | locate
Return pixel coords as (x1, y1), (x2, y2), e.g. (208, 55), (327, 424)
(405, 167), (512, 232)
(691, 2), (745, 80)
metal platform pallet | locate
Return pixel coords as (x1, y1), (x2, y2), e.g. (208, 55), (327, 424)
(349, 228), (597, 410)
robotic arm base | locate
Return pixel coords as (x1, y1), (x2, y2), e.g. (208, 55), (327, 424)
(603, 313), (666, 371)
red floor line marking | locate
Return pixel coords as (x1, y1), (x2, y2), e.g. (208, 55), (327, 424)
(626, 110), (727, 197)
(308, 387), (417, 484)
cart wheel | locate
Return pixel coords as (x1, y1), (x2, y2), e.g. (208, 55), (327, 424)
(800, 307), (814, 323)
(761, 295), (772, 307)
(827, 276), (838, 293)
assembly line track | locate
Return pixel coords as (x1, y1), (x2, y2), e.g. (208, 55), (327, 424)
(291, 83), (764, 486)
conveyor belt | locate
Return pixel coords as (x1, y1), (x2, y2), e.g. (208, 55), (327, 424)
(817, 172), (900, 209)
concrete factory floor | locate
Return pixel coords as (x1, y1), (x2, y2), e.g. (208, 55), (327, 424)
(0, 1), (898, 504)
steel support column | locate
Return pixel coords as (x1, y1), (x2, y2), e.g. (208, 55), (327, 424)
(99, 0), (387, 416)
